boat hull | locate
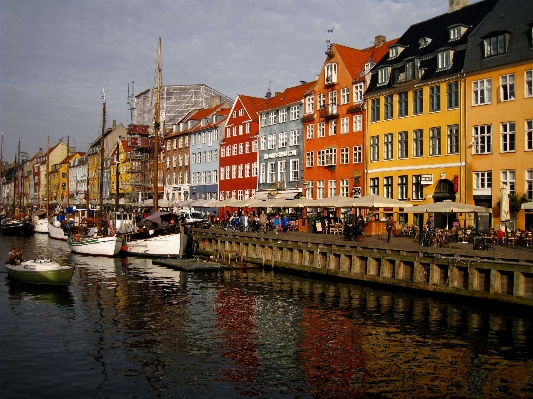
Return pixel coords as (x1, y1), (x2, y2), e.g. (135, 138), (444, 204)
(1, 218), (35, 236)
(6, 260), (74, 285)
(122, 232), (185, 257)
(34, 218), (49, 234)
(48, 221), (68, 240)
(68, 235), (122, 257)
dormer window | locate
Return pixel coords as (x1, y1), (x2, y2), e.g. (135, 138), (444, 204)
(449, 24), (468, 41)
(437, 49), (453, 70)
(201, 118), (206, 127)
(325, 63), (337, 84)
(483, 32), (509, 58)
(377, 67), (390, 85)
(363, 62), (375, 74)
(419, 37), (432, 48)
(388, 45), (406, 59)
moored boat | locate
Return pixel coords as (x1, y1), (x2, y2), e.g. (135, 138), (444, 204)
(1, 217), (35, 236)
(32, 210), (49, 234)
(68, 233), (123, 257)
(5, 259), (74, 285)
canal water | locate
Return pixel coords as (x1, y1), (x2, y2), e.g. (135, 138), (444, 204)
(1, 234), (533, 398)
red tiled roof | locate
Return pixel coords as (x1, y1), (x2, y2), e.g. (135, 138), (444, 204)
(237, 94), (271, 122)
(262, 81), (316, 110)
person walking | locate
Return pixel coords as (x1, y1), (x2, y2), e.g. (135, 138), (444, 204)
(259, 211), (268, 234)
(281, 214), (289, 233)
(386, 216), (394, 243)
(273, 214), (281, 234)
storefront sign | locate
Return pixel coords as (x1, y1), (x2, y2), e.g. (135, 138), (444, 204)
(454, 175), (459, 193)
(421, 174), (433, 185)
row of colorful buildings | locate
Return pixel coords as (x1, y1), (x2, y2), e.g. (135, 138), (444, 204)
(2, 0), (532, 230)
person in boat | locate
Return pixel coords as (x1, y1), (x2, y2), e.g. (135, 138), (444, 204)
(8, 247), (24, 265)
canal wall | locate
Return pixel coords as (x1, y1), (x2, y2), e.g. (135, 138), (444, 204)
(193, 230), (533, 307)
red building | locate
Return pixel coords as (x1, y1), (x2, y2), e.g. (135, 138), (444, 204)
(219, 95), (268, 201)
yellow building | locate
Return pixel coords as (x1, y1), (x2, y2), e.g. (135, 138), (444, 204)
(109, 139), (132, 200)
(463, 0), (533, 231)
(364, 0), (500, 229)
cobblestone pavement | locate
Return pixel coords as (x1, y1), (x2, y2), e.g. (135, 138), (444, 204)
(202, 227), (533, 262)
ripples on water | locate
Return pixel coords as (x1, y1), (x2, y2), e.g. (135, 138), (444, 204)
(1, 234), (533, 398)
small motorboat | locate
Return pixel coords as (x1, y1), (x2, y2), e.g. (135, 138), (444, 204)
(5, 259), (74, 286)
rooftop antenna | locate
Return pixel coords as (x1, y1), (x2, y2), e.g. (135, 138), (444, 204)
(127, 81), (135, 125)
(265, 80), (274, 99)
(326, 27), (334, 56)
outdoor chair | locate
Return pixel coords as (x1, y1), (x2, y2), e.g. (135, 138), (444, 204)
(506, 231), (516, 246)
(525, 232), (533, 247)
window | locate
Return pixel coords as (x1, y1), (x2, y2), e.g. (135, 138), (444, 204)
(318, 122), (325, 138)
(259, 163), (265, 183)
(267, 134), (275, 149)
(225, 166), (230, 180)
(252, 162), (258, 177)
(317, 94), (325, 109)
(526, 70), (533, 98)
(185, 153), (190, 165)
(278, 160), (286, 183)
(449, 25), (465, 41)
(325, 63), (337, 84)
(340, 179), (349, 197)
(290, 159), (299, 181)
(278, 132), (287, 148)
(437, 50), (452, 70)
(447, 125), (459, 154)
(245, 163), (250, 178)
(260, 136), (266, 151)
(353, 115), (362, 132)
(398, 176), (407, 200)
(305, 96), (314, 114)
(238, 143), (244, 154)
(341, 88), (349, 104)
(329, 120), (337, 136)
(371, 98), (380, 122)
(305, 180), (314, 199)
(268, 111), (276, 125)
(370, 136), (379, 162)
(341, 117), (349, 134)
(232, 144), (237, 155)
(500, 122), (515, 152)
(501, 170), (515, 194)
(166, 141), (170, 151)
(317, 148), (337, 166)
(398, 131), (408, 159)
(398, 92), (408, 117)
(232, 126), (237, 136)
(289, 130), (299, 146)
(384, 95), (393, 120)
(429, 127), (441, 156)
(384, 177), (393, 198)
(526, 120), (533, 151)
(279, 108), (287, 123)
(473, 171), (492, 189)
(413, 129), (423, 157)
(340, 147), (349, 164)
(370, 178), (379, 195)
(447, 81), (458, 109)
(239, 125), (243, 135)
(353, 82), (364, 103)
(178, 137), (183, 148)
(267, 162), (276, 183)
(307, 124), (314, 139)
(252, 140), (258, 152)
(384, 133), (393, 160)
(261, 114), (267, 127)
(473, 78), (492, 105)
(317, 181), (325, 199)
(500, 74), (515, 101)
(290, 105), (300, 120)
(473, 125), (492, 154)
(412, 89), (423, 115)
(328, 180), (337, 197)
(526, 169), (533, 199)
(377, 67), (389, 85)
(306, 151), (314, 167)
(245, 143), (250, 153)
(232, 165), (237, 179)
(412, 175), (423, 200)
(484, 34), (507, 57)
(429, 85), (440, 112)
(353, 146), (362, 163)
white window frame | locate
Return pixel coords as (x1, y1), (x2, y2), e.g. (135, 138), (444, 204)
(353, 82), (364, 103)
(500, 122), (516, 153)
(353, 115), (362, 132)
(473, 78), (492, 106)
(340, 117), (349, 134)
(500, 74), (515, 102)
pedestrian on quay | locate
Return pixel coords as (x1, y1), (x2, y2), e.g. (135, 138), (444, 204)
(273, 214), (281, 234)
(259, 211), (268, 234)
(386, 216), (394, 243)
(281, 214), (289, 233)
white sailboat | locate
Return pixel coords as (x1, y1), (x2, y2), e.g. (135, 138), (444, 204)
(67, 92), (122, 257)
(119, 38), (189, 258)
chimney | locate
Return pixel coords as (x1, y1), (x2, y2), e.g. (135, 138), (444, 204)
(374, 35), (386, 47)
(112, 120), (116, 129)
(275, 92), (282, 96)
(209, 95), (222, 107)
(449, 0), (468, 13)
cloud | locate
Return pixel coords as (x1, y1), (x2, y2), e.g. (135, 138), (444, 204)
(0, 0), (449, 157)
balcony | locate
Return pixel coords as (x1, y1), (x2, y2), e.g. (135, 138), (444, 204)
(324, 75), (337, 86)
(319, 103), (338, 120)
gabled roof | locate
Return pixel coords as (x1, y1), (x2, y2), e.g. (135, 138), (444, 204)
(260, 81), (315, 113)
(366, 0), (500, 93)
(236, 94), (271, 122)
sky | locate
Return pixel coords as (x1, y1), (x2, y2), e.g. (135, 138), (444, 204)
(0, 0), (454, 160)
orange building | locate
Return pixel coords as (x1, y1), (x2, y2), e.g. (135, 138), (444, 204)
(302, 37), (395, 216)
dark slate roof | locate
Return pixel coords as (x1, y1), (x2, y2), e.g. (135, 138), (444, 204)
(464, 0), (533, 73)
(366, 0), (500, 94)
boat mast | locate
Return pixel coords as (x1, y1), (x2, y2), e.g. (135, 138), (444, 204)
(66, 136), (70, 208)
(46, 137), (50, 215)
(14, 140), (20, 211)
(152, 37), (161, 212)
(99, 92), (106, 228)
(114, 136), (120, 210)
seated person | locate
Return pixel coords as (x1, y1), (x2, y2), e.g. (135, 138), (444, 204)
(8, 247), (24, 265)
